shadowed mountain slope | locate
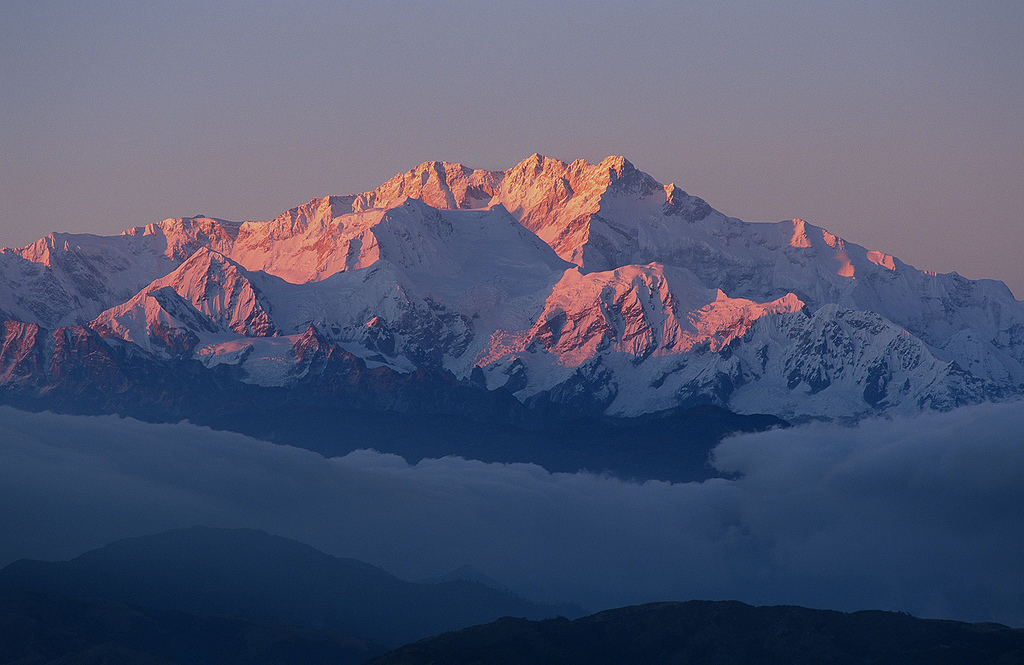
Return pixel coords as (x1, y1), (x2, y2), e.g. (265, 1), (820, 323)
(0, 586), (384, 665)
(0, 527), (580, 649)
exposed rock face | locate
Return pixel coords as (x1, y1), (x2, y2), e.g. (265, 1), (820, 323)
(1, 155), (1022, 420)
(0, 321), (47, 388)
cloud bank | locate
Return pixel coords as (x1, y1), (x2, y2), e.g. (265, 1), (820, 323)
(1, 402), (1022, 625)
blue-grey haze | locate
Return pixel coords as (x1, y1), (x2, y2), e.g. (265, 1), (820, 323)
(1, 402), (1023, 626)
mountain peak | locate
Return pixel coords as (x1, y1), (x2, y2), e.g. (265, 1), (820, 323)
(91, 245), (278, 352)
(513, 153), (568, 176)
(595, 155), (661, 196)
(368, 160), (500, 211)
(597, 154), (633, 174)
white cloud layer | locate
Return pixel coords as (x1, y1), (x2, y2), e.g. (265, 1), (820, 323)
(1, 402), (1022, 625)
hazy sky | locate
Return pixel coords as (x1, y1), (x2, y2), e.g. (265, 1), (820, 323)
(2, 1), (1022, 296)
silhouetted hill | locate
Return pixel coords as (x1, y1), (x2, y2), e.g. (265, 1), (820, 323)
(366, 600), (1024, 665)
(0, 527), (580, 648)
(0, 586), (383, 665)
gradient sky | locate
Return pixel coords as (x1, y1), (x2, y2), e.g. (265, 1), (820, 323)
(2, 1), (1022, 296)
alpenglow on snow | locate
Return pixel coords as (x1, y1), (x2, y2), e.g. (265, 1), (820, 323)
(1, 155), (1022, 420)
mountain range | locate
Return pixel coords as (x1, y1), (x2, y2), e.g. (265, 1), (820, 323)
(2, 154), (1022, 429)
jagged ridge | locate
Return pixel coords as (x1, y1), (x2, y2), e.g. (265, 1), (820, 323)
(1, 155), (1022, 420)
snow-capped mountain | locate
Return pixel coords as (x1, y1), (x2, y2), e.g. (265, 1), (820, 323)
(1, 155), (1022, 420)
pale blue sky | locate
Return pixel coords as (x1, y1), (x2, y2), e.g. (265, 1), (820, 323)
(3, 1), (1022, 296)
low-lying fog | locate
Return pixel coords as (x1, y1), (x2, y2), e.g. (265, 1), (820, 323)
(2, 401), (1021, 625)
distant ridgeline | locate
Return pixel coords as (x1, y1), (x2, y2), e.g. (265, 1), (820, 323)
(3, 528), (1022, 665)
(366, 600), (1024, 665)
(2, 155), (1023, 474)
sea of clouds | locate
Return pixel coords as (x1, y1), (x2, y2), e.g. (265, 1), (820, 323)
(1, 401), (1022, 625)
